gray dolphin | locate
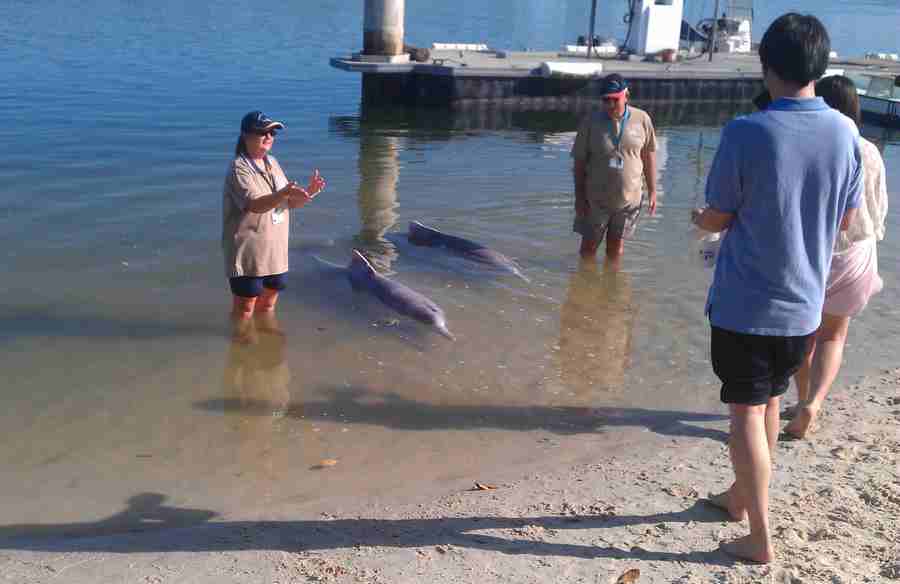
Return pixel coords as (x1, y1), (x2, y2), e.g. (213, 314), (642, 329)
(407, 221), (528, 281)
(348, 250), (454, 340)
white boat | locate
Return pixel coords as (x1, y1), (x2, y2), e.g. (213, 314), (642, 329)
(846, 72), (900, 128)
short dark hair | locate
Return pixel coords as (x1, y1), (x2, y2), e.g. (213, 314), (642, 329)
(752, 90), (772, 111)
(815, 75), (861, 127)
(759, 13), (830, 86)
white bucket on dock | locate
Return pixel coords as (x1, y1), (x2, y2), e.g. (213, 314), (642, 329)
(431, 42), (490, 52)
(562, 44), (618, 57)
(539, 61), (604, 78)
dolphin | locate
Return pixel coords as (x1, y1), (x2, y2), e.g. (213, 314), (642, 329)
(407, 221), (528, 281)
(347, 250), (454, 340)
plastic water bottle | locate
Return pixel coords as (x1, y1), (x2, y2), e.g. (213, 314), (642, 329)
(693, 228), (721, 269)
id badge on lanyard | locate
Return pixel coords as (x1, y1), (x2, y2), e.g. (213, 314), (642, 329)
(608, 108), (630, 170)
(272, 207), (286, 225)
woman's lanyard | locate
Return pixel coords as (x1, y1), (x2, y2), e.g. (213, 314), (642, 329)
(243, 154), (276, 193)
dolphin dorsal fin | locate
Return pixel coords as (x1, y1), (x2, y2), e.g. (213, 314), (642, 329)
(350, 249), (377, 275)
(410, 220), (441, 234)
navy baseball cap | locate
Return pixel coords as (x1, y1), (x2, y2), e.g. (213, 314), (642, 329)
(240, 111), (285, 133)
(599, 73), (629, 97)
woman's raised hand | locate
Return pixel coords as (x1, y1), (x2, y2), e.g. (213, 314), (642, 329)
(307, 169), (326, 197)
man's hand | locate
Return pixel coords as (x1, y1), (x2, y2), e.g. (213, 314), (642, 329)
(573, 159), (588, 218)
(575, 197), (590, 218)
(692, 206), (734, 232)
(647, 190), (657, 216)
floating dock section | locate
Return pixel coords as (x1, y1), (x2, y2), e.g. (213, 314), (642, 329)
(332, 50), (761, 106)
(332, 49), (900, 111)
(334, 0), (900, 113)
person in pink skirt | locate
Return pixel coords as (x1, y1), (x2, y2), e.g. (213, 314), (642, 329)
(784, 75), (889, 439)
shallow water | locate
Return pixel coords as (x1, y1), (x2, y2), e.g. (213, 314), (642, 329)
(1, 0), (898, 535)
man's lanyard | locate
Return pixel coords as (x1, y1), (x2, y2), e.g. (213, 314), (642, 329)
(609, 106), (631, 155)
(242, 154), (276, 193)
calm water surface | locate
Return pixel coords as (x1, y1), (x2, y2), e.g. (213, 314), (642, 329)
(1, 0), (898, 533)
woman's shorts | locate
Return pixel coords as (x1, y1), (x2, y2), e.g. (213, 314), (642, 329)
(229, 273), (288, 298)
(711, 326), (813, 406)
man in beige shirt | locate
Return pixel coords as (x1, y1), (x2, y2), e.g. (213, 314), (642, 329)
(572, 74), (657, 267)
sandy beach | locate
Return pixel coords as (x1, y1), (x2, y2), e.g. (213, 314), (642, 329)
(2, 367), (898, 584)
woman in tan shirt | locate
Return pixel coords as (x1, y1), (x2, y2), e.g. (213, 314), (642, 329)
(785, 77), (889, 439)
(222, 111), (326, 322)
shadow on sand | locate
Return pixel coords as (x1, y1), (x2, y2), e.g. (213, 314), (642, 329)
(0, 492), (734, 567)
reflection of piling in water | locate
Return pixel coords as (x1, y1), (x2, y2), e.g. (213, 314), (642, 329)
(356, 132), (400, 273)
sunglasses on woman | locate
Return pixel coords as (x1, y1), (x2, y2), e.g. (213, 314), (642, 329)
(250, 129), (278, 137)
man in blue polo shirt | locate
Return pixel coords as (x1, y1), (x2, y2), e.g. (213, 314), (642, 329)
(692, 13), (862, 563)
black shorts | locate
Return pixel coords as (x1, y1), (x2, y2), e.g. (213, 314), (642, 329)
(711, 326), (813, 406)
(229, 273), (288, 298)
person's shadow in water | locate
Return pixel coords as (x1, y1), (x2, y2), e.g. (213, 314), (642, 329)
(207, 268), (726, 444)
(0, 493), (735, 567)
(196, 385), (728, 443)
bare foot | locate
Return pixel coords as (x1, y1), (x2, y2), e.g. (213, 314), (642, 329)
(720, 534), (774, 564)
(705, 486), (747, 522)
(783, 404), (818, 439)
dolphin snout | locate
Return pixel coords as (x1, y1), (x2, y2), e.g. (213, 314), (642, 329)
(436, 324), (455, 341)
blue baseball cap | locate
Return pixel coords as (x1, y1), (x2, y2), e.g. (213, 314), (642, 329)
(240, 111), (285, 133)
(599, 73), (629, 97)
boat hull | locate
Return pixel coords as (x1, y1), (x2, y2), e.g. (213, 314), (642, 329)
(860, 94), (900, 128)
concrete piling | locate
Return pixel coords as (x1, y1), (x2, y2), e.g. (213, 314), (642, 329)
(363, 0), (406, 58)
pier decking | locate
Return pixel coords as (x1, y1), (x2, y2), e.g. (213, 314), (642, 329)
(331, 50), (900, 109)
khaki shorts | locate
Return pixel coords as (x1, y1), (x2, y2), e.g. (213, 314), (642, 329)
(573, 202), (642, 242)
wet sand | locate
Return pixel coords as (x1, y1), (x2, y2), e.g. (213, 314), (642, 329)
(2, 367), (897, 583)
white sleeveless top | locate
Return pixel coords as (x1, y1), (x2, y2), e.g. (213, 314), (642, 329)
(835, 137), (888, 254)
